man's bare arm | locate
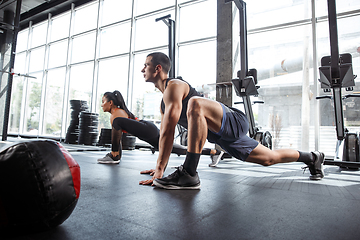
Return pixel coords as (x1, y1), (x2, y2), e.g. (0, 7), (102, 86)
(139, 80), (187, 185)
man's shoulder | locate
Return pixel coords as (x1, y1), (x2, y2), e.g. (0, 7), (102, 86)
(166, 79), (188, 92)
(168, 78), (187, 85)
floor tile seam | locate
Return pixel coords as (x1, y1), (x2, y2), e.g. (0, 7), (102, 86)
(225, 173), (360, 188)
(321, 176), (360, 184)
(198, 166), (318, 179)
(203, 165), (305, 172)
(333, 185), (358, 200)
(120, 216), (187, 239)
(278, 182), (360, 201)
(232, 178), (317, 196)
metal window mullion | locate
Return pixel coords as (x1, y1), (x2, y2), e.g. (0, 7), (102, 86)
(20, 21), (34, 135)
(61, 3), (75, 141)
(68, 59), (95, 67)
(100, 18), (132, 30)
(98, 52), (131, 62)
(175, 0), (180, 77)
(127, 0), (136, 111)
(248, 19), (312, 35)
(91, 0), (101, 113)
(19, 22), (32, 135)
(132, 45), (168, 55)
(311, 0), (320, 151)
(316, 8), (360, 22)
(71, 28), (98, 39)
(179, 0), (207, 8)
(134, 5), (175, 21)
(38, 13), (52, 136)
(178, 36), (216, 47)
(247, 8), (360, 36)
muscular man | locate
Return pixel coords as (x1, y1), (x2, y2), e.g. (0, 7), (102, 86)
(139, 52), (324, 189)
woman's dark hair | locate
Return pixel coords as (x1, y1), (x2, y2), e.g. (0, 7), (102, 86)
(104, 90), (135, 119)
(147, 52), (171, 73)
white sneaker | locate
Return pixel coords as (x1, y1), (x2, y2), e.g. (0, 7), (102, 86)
(209, 151), (224, 167)
(97, 153), (120, 164)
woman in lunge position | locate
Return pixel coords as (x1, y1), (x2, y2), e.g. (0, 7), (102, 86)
(98, 90), (221, 164)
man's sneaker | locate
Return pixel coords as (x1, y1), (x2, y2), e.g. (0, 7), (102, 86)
(97, 153), (120, 164)
(302, 151), (325, 180)
(153, 165), (201, 190)
(209, 151), (224, 167)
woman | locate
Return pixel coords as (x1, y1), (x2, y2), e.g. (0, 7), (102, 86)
(97, 90), (222, 165)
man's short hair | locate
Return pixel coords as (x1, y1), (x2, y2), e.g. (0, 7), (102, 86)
(147, 52), (171, 74)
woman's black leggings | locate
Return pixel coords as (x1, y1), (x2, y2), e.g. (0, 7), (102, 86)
(111, 117), (214, 157)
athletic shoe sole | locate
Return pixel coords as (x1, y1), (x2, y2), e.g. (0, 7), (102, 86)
(153, 180), (201, 190)
(97, 160), (120, 164)
(309, 175), (323, 180)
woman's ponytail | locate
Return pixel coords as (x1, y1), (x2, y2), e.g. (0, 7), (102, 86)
(112, 90), (136, 119)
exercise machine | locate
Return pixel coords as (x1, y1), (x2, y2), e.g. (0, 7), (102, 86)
(156, 14), (189, 147)
(317, 0), (360, 169)
(155, 14), (176, 78)
(226, 0), (272, 149)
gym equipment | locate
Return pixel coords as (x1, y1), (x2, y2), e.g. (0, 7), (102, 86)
(78, 112), (99, 146)
(156, 14), (188, 148)
(65, 100), (89, 144)
(98, 128), (136, 150)
(122, 132), (136, 150)
(156, 14), (175, 78)
(0, 140), (80, 233)
(226, 0), (272, 149)
(98, 128), (112, 146)
(0, 69), (37, 79)
(65, 100), (99, 146)
(317, 0), (360, 169)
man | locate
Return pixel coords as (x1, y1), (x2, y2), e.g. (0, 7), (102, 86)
(139, 52), (324, 189)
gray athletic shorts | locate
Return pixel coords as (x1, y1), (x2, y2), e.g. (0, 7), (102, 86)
(207, 103), (259, 161)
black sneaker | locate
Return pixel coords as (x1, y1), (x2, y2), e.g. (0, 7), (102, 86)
(303, 151), (325, 180)
(153, 165), (201, 190)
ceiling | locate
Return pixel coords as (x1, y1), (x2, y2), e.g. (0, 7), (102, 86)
(0, 0), (91, 31)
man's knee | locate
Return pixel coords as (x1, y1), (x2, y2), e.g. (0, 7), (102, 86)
(187, 97), (203, 118)
(246, 146), (279, 166)
(248, 157), (277, 166)
(260, 158), (276, 166)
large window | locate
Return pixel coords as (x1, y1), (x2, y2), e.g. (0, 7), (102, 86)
(96, 56), (129, 129)
(22, 72), (43, 135)
(100, 0), (132, 26)
(42, 68), (66, 136)
(48, 40), (68, 68)
(99, 23), (132, 58)
(10, 0), (360, 158)
(49, 13), (70, 42)
(71, 32), (96, 64)
(134, 10), (174, 51)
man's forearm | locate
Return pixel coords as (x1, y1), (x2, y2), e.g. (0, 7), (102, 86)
(156, 130), (175, 171)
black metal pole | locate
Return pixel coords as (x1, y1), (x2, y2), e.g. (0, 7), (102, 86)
(333, 87), (344, 140)
(243, 95), (255, 137)
(156, 15), (176, 78)
(168, 19), (176, 78)
(327, 0), (345, 140)
(233, 0), (256, 137)
(2, 0), (22, 141)
(328, 0), (339, 71)
(232, 0), (248, 80)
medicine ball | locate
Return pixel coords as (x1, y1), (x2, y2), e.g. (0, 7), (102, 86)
(0, 140), (80, 233)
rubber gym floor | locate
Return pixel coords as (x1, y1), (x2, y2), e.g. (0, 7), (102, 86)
(1, 140), (360, 240)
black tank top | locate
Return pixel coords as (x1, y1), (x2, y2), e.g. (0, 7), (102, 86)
(160, 78), (201, 129)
